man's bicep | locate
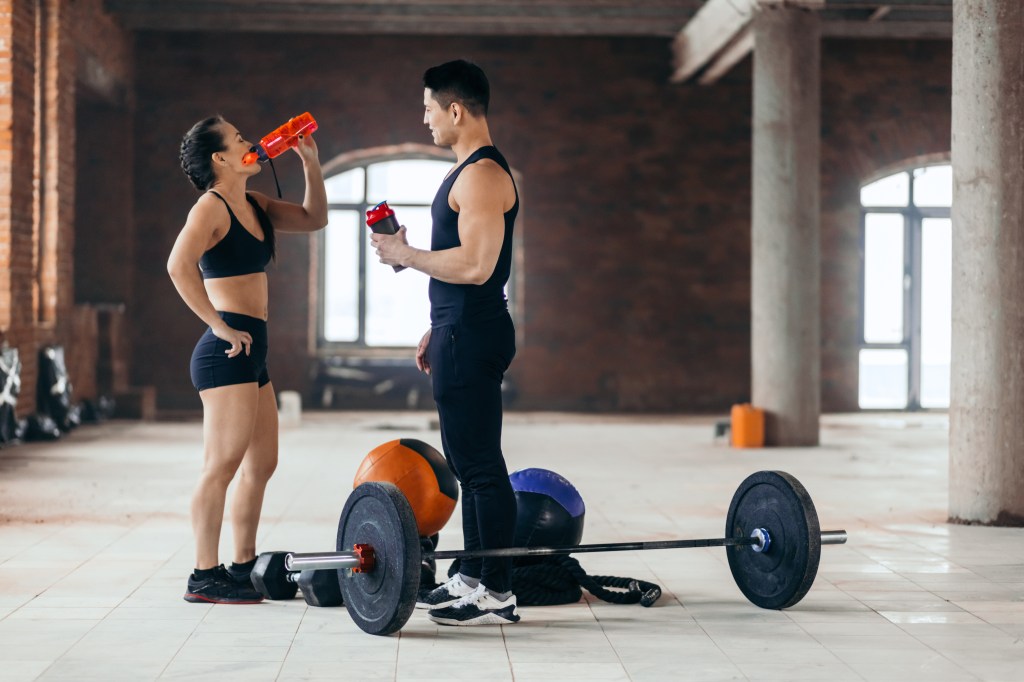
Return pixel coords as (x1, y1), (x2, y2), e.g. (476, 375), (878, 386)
(457, 200), (505, 252)
(455, 167), (506, 239)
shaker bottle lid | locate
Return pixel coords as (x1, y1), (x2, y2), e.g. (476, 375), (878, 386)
(366, 201), (394, 225)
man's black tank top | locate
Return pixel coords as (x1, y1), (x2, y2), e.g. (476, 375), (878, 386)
(199, 192), (275, 280)
(429, 146), (518, 326)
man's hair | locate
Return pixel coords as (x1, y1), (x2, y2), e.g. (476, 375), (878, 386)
(423, 59), (490, 117)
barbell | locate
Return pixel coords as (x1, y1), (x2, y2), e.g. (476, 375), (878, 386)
(251, 551), (345, 607)
(286, 470), (847, 636)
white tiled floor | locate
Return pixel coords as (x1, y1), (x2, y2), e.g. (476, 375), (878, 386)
(0, 412), (1022, 681)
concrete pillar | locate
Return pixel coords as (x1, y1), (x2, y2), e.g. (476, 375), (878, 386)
(751, 5), (821, 446)
(949, 0), (1024, 525)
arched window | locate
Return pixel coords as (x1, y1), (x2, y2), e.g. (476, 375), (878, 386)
(859, 163), (951, 409)
(319, 153), (453, 348)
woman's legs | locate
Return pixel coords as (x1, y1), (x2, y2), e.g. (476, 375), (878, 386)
(230, 381), (279, 564)
(193, 381), (260, 570)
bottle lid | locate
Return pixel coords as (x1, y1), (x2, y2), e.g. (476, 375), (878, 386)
(242, 145), (268, 165)
(366, 200), (394, 226)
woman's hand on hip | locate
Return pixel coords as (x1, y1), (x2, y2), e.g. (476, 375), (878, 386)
(213, 323), (252, 358)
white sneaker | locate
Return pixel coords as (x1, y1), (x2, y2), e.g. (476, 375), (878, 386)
(427, 584), (521, 626)
(416, 573), (479, 609)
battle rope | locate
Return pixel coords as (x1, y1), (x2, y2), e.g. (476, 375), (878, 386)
(442, 555), (662, 607)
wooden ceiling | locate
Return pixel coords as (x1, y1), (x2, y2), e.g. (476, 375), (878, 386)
(103, 1), (705, 36)
(104, 0), (951, 37)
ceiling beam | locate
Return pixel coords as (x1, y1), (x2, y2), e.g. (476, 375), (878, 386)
(104, 1), (702, 36)
(670, 0), (759, 84)
(821, 20), (951, 38)
(671, 0), (824, 84)
(868, 6), (892, 21)
(823, 0), (949, 6)
(697, 27), (755, 85)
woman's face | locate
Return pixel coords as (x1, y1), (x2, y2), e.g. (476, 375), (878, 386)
(216, 122), (261, 178)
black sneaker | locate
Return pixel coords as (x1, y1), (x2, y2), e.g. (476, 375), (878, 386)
(427, 585), (521, 626)
(226, 559), (257, 589)
(183, 565), (264, 604)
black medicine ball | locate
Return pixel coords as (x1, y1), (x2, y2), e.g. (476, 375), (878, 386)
(509, 468), (586, 548)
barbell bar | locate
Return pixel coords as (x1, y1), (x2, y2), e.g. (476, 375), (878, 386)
(285, 530), (847, 573)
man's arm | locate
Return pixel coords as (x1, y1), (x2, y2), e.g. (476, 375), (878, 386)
(373, 162), (510, 284)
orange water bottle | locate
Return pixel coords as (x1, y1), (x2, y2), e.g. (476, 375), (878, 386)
(242, 112), (318, 165)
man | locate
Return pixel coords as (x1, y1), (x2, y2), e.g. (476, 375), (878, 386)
(371, 59), (520, 626)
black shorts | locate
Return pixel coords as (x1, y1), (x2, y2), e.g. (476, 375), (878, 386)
(190, 311), (270, 392)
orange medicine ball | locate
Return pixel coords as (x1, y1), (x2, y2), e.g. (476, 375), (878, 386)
(352, 439), (459, 537)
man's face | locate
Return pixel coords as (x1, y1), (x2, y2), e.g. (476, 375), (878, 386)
(423, 89), (456, 147)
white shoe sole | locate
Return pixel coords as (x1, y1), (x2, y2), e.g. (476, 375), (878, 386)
(416, 597), (459, 609)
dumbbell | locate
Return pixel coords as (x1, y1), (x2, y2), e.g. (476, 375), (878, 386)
(252, 551), (344, 607)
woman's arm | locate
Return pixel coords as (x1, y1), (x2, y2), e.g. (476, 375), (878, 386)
(250, 135), (328, 233)
(166, 196), (253, 357)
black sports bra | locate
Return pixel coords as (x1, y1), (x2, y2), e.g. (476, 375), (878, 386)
(199, 192), (275, 280)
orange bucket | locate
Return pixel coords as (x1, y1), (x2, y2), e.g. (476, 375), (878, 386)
(731, 404), (765, 448)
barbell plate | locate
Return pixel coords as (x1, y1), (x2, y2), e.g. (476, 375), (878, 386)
(337, 482), (421, 636)
(725, 470), (821, 610)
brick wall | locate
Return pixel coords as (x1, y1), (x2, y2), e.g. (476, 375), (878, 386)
(0, 18), (958, 415)
(1, 0), (41, 408)
(131, 33), (952, 413)
(0, 0), (132, 413)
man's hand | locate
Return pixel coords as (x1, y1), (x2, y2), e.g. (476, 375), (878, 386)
(415, 328), (432, 374)
(371, 226), (413, 267)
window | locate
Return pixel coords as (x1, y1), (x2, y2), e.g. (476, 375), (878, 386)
(319, 157), (453, 348)
(859, 164), (951, 409)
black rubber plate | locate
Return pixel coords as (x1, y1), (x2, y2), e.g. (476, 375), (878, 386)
(725, 470), (821, 609)
(337, 482), (421, 635)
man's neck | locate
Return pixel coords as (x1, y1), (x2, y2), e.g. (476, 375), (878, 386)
(451, 128), (493, 164)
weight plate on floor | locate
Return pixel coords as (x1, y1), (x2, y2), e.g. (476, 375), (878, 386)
(725, 470), (821, 609)
(337, 482), (421, 635)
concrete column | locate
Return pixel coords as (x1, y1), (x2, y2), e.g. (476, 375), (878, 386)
(949, 0), (1024, 525)
(751, 5), (821, 446)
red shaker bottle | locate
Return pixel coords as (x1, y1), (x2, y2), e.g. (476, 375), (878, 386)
(242, 112), (318, 165)
(366, 201), (405, 273)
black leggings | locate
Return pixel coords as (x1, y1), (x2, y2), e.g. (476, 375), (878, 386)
(428, 313), (517, 593)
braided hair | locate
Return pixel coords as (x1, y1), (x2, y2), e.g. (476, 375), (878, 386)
(179, 115), (227, 191)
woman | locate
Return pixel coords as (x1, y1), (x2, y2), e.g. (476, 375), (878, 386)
(168, 116), (327, 603)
